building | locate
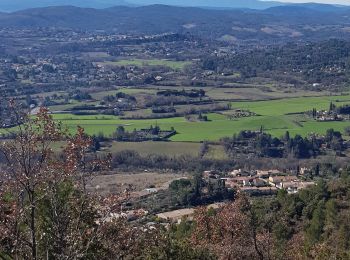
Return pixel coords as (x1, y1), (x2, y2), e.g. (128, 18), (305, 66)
(256, 169), (281, 178)
(203, 170), (220, 180)
(225, 176), (255, 188)
(157, 208), (195, 223)
(269, 176), (298, 187)
(269, 175), (315, 194)
(230, 169), (254, 177)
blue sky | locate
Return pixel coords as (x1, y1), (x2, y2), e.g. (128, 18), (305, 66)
(274, 0), (350, 4)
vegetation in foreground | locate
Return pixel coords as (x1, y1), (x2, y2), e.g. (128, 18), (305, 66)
(0, 108), (350, 259)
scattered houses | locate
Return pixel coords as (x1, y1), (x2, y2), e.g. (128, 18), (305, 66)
(205, 168), (315, 196)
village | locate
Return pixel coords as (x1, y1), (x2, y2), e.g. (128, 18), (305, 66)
(104, 166), (316, 224)
(206, 167), (315, 195)
(155, 167), (315, 223)
(308, 102), (350, 122)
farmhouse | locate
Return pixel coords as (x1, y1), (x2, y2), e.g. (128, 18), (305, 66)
(256, 169), (281, 178)
(269, 175), (315, 194)
(229, 169), (253, 177)
(269, 176), (298, 187)
(203, 170), (221, 180)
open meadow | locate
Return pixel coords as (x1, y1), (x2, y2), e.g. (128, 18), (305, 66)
(97, 59), (192, 70)
(106, 141), (227, 159)
(50, 94), (350, 142)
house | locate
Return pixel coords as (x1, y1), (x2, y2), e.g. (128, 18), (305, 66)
(203, 170), (220, 180)
(281, 181), (315, 194)
(225, 177), (254, 188)
(280, 181), (300, 193)
(230, 169), (252, 177)
(256, 170), (270, 178)
(256, 169), (281, 178)
(157, 208), (195, 223)
(253, 178), (267, 187)
(268, 174), (316, 193)
(145, 188), (158, 194)
(300, 167), (311, 175)
(269, 176), (298, 187)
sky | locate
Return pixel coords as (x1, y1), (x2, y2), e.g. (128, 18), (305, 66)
(274, 0), (350, 4)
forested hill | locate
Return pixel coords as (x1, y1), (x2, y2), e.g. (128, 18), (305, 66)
(202, 39), (350, 89)
(1, 5), (350, 42)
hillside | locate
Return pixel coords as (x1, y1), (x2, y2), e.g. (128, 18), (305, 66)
(128, 0), (283, 9)
(0, 5), (350, 43)
(1, 0), (349, 12)
(0, 0), (131, 12)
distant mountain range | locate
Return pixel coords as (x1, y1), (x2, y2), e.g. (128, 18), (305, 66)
(0, 0), (349, 12)
(128, 0), (282, 9)
(1, 4), (350, 44)
(0, 0), (131, 12)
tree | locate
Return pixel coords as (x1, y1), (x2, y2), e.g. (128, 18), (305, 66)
(199, 141), (209, 158)
(344, 126), (350, 136)
(151, 125), (160, 135)
(115, 126), (126, 141)
(191, 194), (268, 260)
(0, 105), (110, 259)
(284, 131), (290, 142)
(91, 136), (101, 152)
(305, 200), (325, 249)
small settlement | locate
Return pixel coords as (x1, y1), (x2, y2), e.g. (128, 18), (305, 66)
(102, 167), (316, 225)
(204, 167), (315, 196)
(154, 167), (315, 223)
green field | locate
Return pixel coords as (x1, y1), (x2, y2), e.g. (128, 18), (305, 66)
(108, 141), (201, 157)
(106, 141), (228, 159)
(90, 88), (157, 100)
(231, 95), (350, 115)
(98, 59), (192, 70)
(49, 94), (350, 142)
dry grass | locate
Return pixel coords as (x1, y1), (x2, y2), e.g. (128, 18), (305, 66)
(86, 172), (186, 195)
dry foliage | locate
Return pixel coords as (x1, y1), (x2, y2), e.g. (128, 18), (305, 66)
(191, 194), (271, 260)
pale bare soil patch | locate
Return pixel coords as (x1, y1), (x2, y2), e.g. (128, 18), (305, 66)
(87, 172), (187, 196)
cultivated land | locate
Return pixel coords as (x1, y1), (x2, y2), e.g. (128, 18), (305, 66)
(107, 141), (227, 159)
(108, 141), (201, 157)
(50, 94), (350, 142)
(97, 59), (192, 70)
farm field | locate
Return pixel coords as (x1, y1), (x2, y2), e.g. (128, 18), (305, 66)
(108, 141), (201, 157)
(206, 87), (333, 101)
(87, 85), (335, 104)
(231, 95), (350, 116)
(106, 141), (228, 159)
(47, 94), (350, 142)
(97, 59), (192, 70)
(90, 88), (157, 101)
